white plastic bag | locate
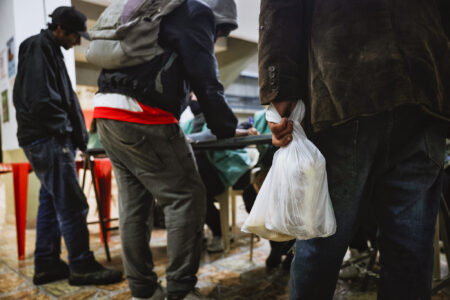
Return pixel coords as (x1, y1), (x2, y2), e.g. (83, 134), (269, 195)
(242, 100), (336, 241)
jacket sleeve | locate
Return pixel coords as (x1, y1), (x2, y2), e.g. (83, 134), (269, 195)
(258, 0), (307, 105)
(69, 90), (88, 151)
(17, 41), (70, 137)
(165, 5), (237, 139)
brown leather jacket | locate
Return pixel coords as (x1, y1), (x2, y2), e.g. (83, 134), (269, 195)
(259, 0), (450, 132)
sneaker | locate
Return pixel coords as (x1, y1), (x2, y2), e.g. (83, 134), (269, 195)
(265, 252), (282, 271)
(207, 236), (224, 253)
(338, 265), (359, 280)
(166, 289), (211, 300)
(33, 258), (70, 285)
(133, 285), (165, 300)
(69, 259), (123, 285)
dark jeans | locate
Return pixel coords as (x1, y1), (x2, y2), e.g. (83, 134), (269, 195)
(290, 106), (447, 300)
(22, 137), (94, 271)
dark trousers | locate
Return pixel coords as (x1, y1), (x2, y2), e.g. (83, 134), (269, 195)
(290, 106), (447, 300)
(97, 119), (206, 298)
(22, 137), (93, 271)
(196, 151), (224, 237)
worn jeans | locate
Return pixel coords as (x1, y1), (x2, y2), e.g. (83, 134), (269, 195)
(97, 119), (206, 298)
(290, 106), (447, 300)
(22, 137), (94, 271)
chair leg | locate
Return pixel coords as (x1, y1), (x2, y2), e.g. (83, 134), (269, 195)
(230, 187), (237, 228)
(88, 157), (111, 262)
(249, 233), (254, 262)
(439, 196), (450, 272)
(81, 156), (89, 191)
(217, 190), (230, 253)
(433, 214), (441, 280)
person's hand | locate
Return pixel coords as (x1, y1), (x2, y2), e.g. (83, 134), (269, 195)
(269, 100), (296, 147)
(248, 127), (260, 136)
(235, 128), (260, 137)
(269, 118), (293, 147)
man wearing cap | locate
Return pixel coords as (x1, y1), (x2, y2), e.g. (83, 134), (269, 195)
(13, 6), (122, 286)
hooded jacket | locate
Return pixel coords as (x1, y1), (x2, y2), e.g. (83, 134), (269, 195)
(13, 29), (88, 149)
(97, 0), (238, 139)
(199, 0), (237, 35)
(259, 0), (450, 132)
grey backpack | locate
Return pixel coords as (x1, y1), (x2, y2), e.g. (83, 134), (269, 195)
(86, 0), (184, 69)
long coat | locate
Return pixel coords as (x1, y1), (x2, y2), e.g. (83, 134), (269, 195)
(259, 0), (450, 132)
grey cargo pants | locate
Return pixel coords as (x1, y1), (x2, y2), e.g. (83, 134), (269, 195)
(97, 119), (206, 298)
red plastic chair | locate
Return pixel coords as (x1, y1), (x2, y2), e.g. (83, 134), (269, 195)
(0, 162), (33, 260)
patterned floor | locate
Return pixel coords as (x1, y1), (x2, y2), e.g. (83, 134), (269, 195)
(0, 188), (449, 299)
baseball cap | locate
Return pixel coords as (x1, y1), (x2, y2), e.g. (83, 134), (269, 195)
(50, 6), (91, 40)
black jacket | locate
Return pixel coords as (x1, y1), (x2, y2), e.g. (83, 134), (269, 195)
(97, 0), (237, 139)
(13, 29), (88, 149)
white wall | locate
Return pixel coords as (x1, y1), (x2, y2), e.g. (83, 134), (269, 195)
(0, 0), (18, 151)
(0, 0), (75, 151)
(230, 0), (260, 43)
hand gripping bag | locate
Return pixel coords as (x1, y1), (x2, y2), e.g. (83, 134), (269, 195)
(242, 100), (336, 241)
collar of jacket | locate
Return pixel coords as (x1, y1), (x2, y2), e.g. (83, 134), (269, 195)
(41, 29), (64, 59)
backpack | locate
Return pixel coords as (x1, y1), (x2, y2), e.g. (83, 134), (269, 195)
(86, 0), (184, 69)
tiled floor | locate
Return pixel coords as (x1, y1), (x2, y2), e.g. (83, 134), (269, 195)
(1, 185), (450, 299)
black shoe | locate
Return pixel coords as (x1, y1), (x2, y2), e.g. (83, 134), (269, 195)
(265, 252), (282, 271)
(167, 288), (211, 300)
(33, 258), (70, 285)
(69, 259), (123, 286)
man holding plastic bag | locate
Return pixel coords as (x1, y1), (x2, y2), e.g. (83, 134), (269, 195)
(257, 0), (450, 299)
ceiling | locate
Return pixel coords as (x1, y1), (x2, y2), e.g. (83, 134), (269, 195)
(74, 0), (259, 42)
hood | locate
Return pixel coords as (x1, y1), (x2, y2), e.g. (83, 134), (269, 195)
(198, 0), (238, 36)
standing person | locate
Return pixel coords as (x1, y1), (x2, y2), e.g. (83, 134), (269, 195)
(258, 1), (450, 299)
(93, 0), (238, 299)
(13, 6), (123, 286)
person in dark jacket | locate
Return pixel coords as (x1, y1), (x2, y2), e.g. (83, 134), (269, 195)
(13, 6), (122, 286)
(93, 0), (238, 299)
(258, 1), (450, 299)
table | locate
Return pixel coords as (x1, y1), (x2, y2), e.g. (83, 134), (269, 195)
(191, 134), (272, 150)
(85, 134), (273, 259)
(5, 135), (273, 261)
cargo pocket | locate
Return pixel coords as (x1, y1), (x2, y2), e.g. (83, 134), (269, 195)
(121, 134), (166, 172)
(167, 124), (198, 175)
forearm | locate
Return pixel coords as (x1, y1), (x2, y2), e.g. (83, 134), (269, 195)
(178, 10), (237, 138)
(258, 0), (306, 105)
(193, 83), (237, 138)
